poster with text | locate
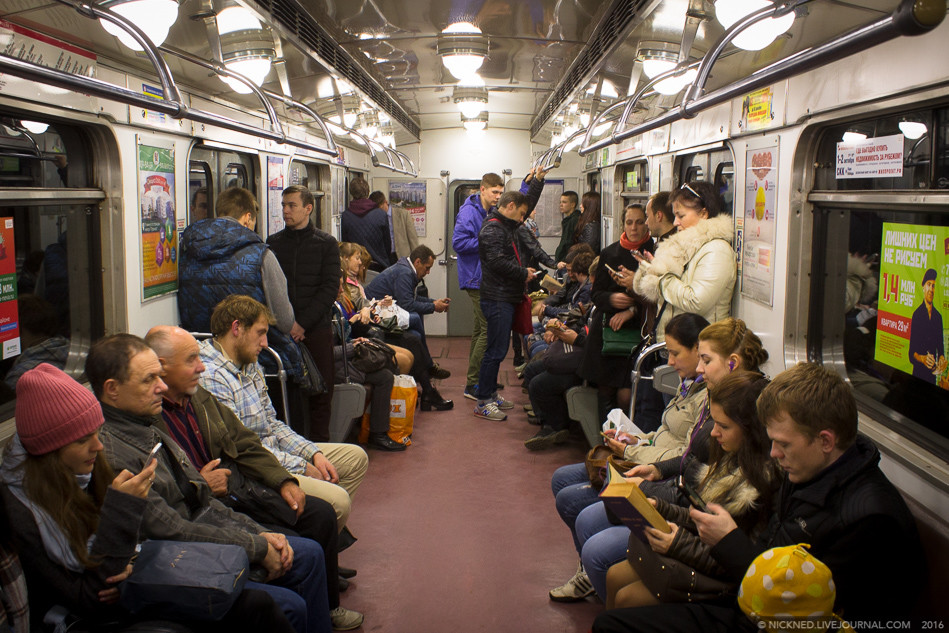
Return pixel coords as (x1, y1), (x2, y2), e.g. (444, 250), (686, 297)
(740, 143), (778, 306)
(139, 142), (178, 299)
(535, 179), (565, 237)
(267, 156), (286, 235)
(0, 218), (20, 360)
(874, 223), (949, 389)
(389, 181), (427, 237)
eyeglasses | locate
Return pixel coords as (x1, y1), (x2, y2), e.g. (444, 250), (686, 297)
(680, 182), (705, 209)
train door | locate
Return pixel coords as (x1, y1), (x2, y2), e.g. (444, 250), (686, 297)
(445, 180), (480, 336)
(0, 114), (107, 419)
(675, 148), (736, 215)
(288, 160), (329, 232)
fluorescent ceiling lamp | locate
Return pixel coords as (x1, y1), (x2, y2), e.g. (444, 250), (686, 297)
(642, 58), (676, 79)
(439, 23), (487, 80)
(453, 78), (488, 119)
(586, 80), (618, 98)
(20, 120), (49, 134)
(654, 68), (697, 95)
(217, 7), (273, 94)
(593, 121), (614, 137)
(842, 131), (867, 143)
(898, 121), (927, 140)
(99, 0), (179, 51)
(221, 58), (272, 94)
(715, 0), (794, 51)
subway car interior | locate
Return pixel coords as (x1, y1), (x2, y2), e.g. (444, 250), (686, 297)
(1, 0), (948, 630)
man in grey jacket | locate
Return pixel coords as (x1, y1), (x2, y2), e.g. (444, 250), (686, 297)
(87, 333), (333, 633)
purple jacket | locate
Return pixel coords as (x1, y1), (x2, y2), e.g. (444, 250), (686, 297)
(452, 192), (490, 290)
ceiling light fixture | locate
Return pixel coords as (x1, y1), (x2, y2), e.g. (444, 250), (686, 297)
(586, 79), (619, 99)
(357, 111), (380, 139)
(898, 120), (927, 140)
(438, 23), (489, 81)
(217, 6), (275, 94)
(20, 120), (49, 134)
(453, 75), (488, 119)
(654, 68), (698, 95)
(98, 0), (179, 51)
(637, 47), (679, 79)
(842, 130), (868, 143)
(714, 0), (794, 51)
(462, 112), (488, 133)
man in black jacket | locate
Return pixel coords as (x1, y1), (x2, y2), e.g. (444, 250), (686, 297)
(267, 185), (341, 442)
(593, 363), (924, 633)
(473, 191), (536, 421)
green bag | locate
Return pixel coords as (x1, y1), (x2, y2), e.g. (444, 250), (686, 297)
(601, 315), (642, 356)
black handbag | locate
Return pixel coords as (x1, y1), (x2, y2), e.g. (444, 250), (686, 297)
(120, 541), (249, 621)
(351, 338), (397, 373)
(298, 342), (326, 396)
(542, 340), (583, 375)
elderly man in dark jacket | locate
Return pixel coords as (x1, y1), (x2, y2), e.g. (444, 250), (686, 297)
(593, 363), (924, 633)
(473, 191), (536, 421)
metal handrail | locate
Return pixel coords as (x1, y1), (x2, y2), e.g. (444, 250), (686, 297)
(580, 0), (943, 155)
(262, 95), (339, 157)
(629, 340), (666, 422)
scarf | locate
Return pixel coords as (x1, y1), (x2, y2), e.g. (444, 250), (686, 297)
(619, 231), (651, 252)
(0, 435), (88, 572)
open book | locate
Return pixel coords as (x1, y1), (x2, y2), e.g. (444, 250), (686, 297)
(599, 464), (671, 542)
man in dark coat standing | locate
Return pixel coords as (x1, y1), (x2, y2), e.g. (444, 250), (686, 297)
(340, 175), (390, 272)
(267, 185), (341, 442)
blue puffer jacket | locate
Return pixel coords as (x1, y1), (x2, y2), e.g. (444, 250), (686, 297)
(178, 218), (303, 381)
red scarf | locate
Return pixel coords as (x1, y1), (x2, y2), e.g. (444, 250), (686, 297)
(619, 231), (651, 252)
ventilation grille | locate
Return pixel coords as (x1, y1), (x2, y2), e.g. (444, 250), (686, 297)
(530, 0), (650, 138)
(256, 0), (421, 139)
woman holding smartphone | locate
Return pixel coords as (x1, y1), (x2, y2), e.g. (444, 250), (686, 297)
(604, 371), (780, 609)
(0, 364), (294, 632)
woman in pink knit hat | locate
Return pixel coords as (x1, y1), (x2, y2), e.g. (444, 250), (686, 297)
(0, 363), (295, 633)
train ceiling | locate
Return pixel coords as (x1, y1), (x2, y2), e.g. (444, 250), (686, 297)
(0, 0), (906, 152)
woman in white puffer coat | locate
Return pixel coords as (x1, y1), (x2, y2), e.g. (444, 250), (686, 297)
(632, 181), (736, 340)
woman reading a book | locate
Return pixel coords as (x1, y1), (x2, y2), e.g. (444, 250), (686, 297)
(603, 371), (780, 609)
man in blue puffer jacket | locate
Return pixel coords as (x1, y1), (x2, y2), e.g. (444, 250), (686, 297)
(178, 187), (303, 383)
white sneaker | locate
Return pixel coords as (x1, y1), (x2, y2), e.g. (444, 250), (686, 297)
(549, 561), (595, 602)
(494, 395), (515, 410)
(474, 401), (507, 421)
(331, 606), (364, 631)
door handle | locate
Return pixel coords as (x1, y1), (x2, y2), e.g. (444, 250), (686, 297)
(438, 255), (458, 266)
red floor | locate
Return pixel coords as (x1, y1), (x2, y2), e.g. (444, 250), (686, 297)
(341, 336), (602, 632)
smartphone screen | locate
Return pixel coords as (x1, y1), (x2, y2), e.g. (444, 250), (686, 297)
(144, 442), (162, 469)
(678, 478), (709, 512)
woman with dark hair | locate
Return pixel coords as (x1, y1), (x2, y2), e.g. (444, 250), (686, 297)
(632, 181), (735, 340)
(0, 364), (295, 633)
(574, 191), (602, 254)
(604, 371), (779, 609)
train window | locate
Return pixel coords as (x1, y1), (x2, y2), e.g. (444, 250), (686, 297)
(188, 161), (212, 224)
(586, 171), (599, 193)
(715, 162), (735, 215)
(187, 146), (257, 227)
(223, 162), (247, 190)
(620, 162), (648, 196)
(676, 149), (735, 215)
(0, 119), (90, 189)
(289, 161), (326, 228)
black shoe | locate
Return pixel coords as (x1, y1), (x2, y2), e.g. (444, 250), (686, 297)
(338, 576), (350, 592)
(369, 432), (407, 452)
(338, 526), (357, 553)
(428, 363), (451, 380)
(495, 383), (505, 390)
(513, 356), (525, 367)
(526, 414), (543, 426)
(339, 566), (357, 579)
(524, 427), (570, 451)
(421, 388), (453, 411)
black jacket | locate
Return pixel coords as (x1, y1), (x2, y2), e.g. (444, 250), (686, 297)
(267, 225), (341, 331)
(478, 210), (529, 304)
(710, 436), (924, 623)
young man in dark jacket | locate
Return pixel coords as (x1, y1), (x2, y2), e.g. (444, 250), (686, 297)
(593, 362), (924, 633)
(474, 191), (536, 421)
(267, 185), (341, 442)
(340, 175), (390, 272)
(555, 190), (580, 264)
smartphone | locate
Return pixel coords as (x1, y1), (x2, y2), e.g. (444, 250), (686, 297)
(604, 263), (624, 276)
(144, 441), (162, 468)
(678, 477), (709, 512)
(534, 269), (547, 279)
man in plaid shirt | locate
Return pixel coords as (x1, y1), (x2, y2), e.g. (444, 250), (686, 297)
(198, 295), (368, 531)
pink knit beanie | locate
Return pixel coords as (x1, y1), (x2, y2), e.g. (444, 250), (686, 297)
(15, 363), (104, 455)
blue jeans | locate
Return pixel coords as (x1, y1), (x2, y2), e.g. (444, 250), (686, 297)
(551, 463), (602, 552)
(476, 299), (515, 402)
(577, 502), (630, 601)
(248, 536), (331, 633)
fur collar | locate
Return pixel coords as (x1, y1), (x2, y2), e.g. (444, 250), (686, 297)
(633, 214), (734, 303)
(693, 461), (761, 517)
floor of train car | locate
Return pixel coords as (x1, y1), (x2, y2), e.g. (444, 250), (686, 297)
(340, 336), (602, 633)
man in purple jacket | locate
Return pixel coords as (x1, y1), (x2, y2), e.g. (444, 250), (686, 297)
(453, 172), (505, 399)
(340, 175), (391, 272)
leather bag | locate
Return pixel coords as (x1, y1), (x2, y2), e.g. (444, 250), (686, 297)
(351, 338), (397, 373)
(584, 445), (637, 489)
(601, 315), (642, 357)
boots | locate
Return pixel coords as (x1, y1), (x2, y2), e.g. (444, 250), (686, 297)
(420, 387), (453, 411)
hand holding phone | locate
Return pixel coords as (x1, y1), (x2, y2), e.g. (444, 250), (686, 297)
(678, 477), (709, 512)
(144, 442), (162, 470)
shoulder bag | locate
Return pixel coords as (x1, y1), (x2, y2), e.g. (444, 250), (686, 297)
(351, 338), (397, 373)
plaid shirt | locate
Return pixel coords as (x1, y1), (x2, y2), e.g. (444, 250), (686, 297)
(0, 544), (28, 633)
(198, 339), (320, 474)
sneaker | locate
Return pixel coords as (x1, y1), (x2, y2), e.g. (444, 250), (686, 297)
(429, 363), (451, 380)
(494, 395), (515, 410)
(524, 427), (570, 451)
(474, 401), (507, 421)
(514, 362), (528, 374)
(463, 384), (478, 400)
(526, 414), (543, 426)
(330, 606), (364, 631)
(523, 403), (534, 412)
(549, 562), (595, 602)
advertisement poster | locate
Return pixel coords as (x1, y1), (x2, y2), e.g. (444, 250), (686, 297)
(535, 179), (564, 237)
(874, 223), (949, 389)
(835, 134), (903, 179)
(0, 218), (20, 360)
(740, 143), (778, 306)
(138, 142), (178, 299)
(740, 87), (774, 132)
(267, 156), (286, 235)
(389, 181), (427, 237)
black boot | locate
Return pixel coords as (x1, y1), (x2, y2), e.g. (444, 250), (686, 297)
(420, 387), (453, 411)
(369, 432), (407, 451)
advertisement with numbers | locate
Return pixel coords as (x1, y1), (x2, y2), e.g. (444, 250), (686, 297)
(874, 223), (949, 389)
